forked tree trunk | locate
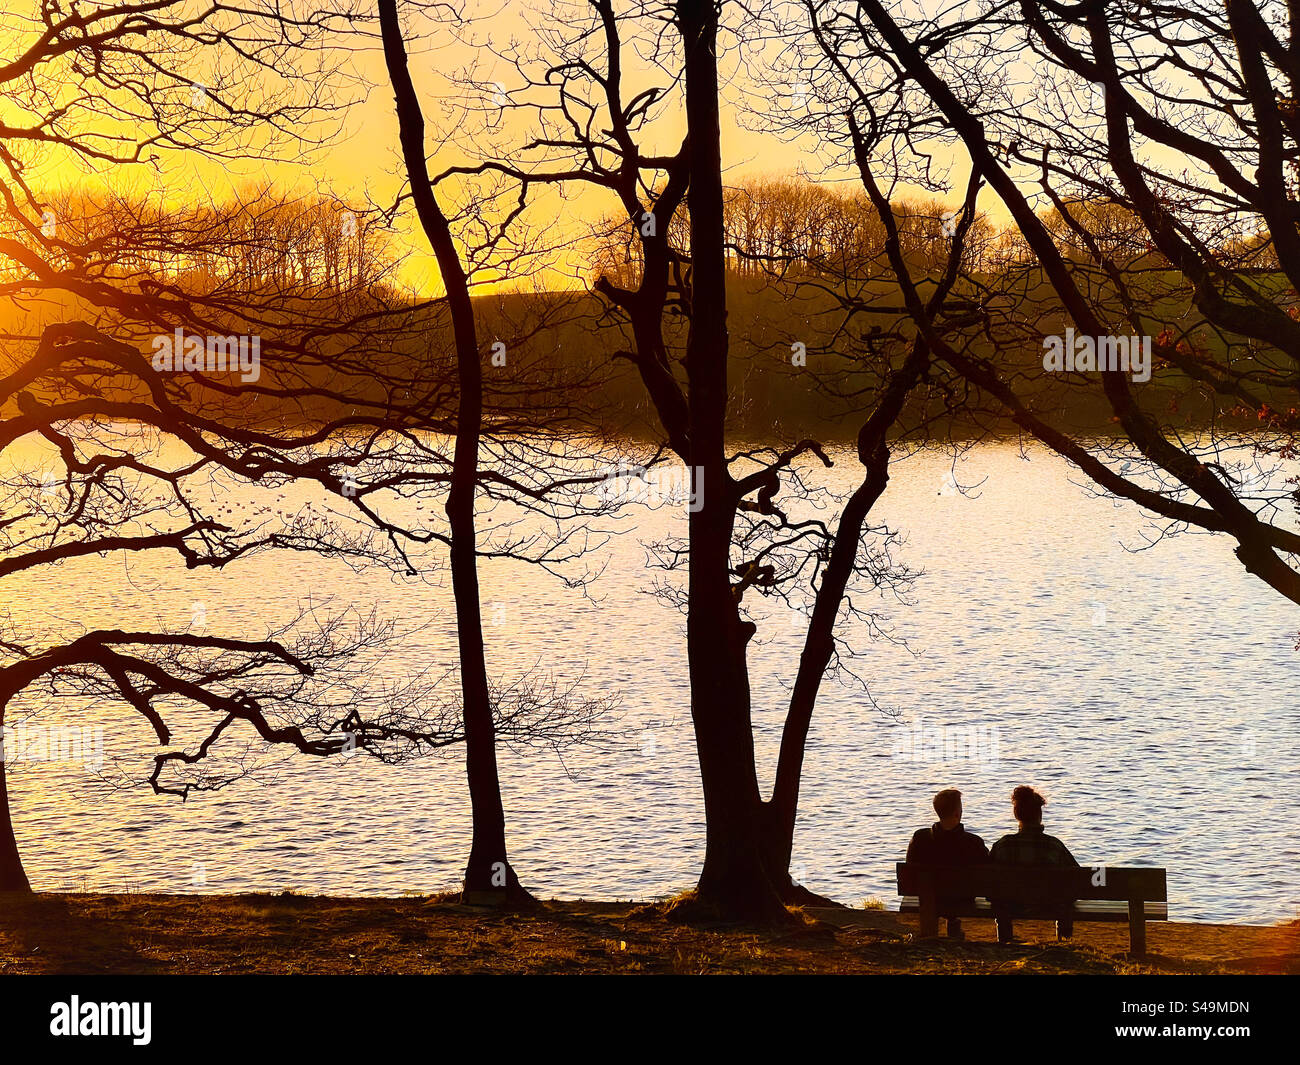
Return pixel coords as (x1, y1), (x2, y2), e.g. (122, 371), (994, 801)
(378, 0), (527, 903)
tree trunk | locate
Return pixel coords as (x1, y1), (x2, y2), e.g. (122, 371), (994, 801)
(378, 0), (527, 903)
(752, 147), (976, 897)
(758, 324), (925, 896)
(675, 0), (789, 923)
(0, 755), (33, 893)
(761, 448), (889, 905)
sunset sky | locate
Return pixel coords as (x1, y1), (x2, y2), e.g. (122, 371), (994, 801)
(4, 2), (991, 295)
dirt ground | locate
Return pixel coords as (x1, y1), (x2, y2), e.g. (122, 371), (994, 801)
(0, 893), (1294, 974)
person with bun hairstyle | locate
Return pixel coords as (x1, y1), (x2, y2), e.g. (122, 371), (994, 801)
(989, 785), (1079, 944)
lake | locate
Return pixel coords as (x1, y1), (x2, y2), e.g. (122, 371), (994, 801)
(3, 439), (1296, 923)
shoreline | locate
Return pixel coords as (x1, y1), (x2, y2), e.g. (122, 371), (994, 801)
(1, 893), (1294, 975)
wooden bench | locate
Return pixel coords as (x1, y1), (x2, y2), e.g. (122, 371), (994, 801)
(896, 862), (1168, 954)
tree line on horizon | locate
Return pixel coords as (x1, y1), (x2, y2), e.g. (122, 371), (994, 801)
(5, 175), (1288, 440)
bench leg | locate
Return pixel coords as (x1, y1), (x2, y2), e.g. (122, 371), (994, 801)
(1127, 900), (1146, 955)
(918, 894), (939, 938)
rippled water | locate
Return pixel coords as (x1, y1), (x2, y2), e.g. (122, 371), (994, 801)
(4, 442), (1297, 923)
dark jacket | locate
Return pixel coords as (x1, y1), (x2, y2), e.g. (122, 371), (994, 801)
(907, 822), (990, 867)
(906, 822), (990, 916)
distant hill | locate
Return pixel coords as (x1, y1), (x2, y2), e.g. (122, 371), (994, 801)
(1, 269), (1289, 445)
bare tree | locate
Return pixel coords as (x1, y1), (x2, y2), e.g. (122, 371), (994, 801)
(377, 0), (535, 903)
(427, 0), (991, 918)
(801, 0), (1300, 608)
(0, 1), (611, 896)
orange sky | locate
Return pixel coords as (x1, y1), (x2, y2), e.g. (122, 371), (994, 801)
(4, 3), (1012, 296)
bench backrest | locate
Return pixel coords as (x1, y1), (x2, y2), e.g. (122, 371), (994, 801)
(896, 863), (1167, 902)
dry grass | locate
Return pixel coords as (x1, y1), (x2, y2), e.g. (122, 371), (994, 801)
(0, 893), (1294, 975)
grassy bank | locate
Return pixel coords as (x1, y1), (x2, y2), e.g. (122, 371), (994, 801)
(0, 894), (1294, 975)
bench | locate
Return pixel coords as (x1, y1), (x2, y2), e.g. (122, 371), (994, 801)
(895, 862), (1168, 954)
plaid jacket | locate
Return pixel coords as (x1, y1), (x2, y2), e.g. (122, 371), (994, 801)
(989, 824), (1078, 868)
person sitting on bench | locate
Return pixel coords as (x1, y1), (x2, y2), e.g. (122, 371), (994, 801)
(905, 788), (989, 940)
(990, 785), (1079, 944)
